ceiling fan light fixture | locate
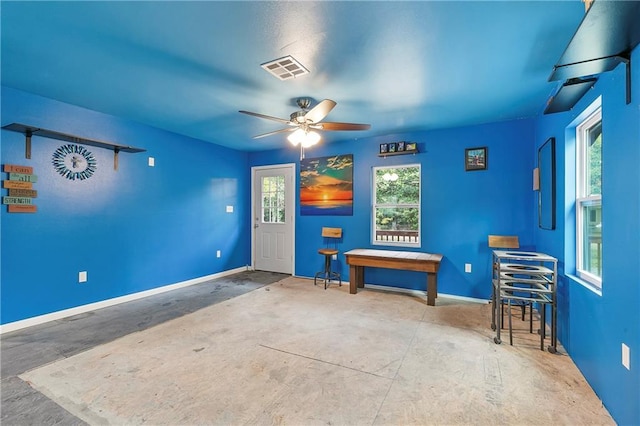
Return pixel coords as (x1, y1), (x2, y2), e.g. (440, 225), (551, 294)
(301, 131), (321, 148)
(287, 128), (320, 147)
(261, 55), (310, 81)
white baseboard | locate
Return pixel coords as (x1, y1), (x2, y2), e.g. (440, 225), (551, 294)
(293, 276), (488, 304)
(0, 266), (248, 335)
(362, 283), (488, 304)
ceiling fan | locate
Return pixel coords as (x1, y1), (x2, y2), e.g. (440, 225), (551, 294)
(239, 98), (371, 149)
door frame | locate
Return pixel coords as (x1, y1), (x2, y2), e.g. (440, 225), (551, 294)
(250, 163), (296, 275)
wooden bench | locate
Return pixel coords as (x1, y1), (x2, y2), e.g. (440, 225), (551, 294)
(344, 249), (444, 306)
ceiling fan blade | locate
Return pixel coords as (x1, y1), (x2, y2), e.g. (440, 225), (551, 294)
(304, 99), (337, 123)
(312, 122), (371, 131)
(252, 127), (297, 139)
(239, 110), (292, 125)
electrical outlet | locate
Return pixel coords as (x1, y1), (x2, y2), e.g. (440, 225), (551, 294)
(465, 263), (472, 273)
(622, 343), (630, 370)
(226, 205), (233, 213)
(216, 250), (221, 258)
(332, 254), (337, 260)
(79, 271), (87, 283)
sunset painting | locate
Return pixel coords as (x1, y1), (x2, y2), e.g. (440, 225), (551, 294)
(300, 154), (353, 215)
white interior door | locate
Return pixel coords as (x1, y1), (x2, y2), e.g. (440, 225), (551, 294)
(252, 164), (295, 274)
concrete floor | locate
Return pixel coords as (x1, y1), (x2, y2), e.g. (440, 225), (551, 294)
(2, 272), (613, 425)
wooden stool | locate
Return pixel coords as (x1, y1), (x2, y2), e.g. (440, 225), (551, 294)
(314, 227), (342, 289)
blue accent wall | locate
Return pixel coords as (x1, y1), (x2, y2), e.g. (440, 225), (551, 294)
(250, 118), (535, 300)
(533, 45), (640, 424)
(2, 45), (638, 424)
(1, 87), (251, 324)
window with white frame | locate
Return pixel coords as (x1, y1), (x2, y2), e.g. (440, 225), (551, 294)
(261, 175), (285, 223)
(372, 165), (420, 247)
(576, 107), (602, 287)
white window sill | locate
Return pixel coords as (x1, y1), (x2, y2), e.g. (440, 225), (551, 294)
(372, 241), (421, 249)
(567, 274), (602, 296)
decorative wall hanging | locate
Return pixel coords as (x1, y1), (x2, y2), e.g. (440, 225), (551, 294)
(52, 144), (97, 180)
(2, 164), (38, 213)
(300, 154), (353, 216)
(538, 137), (556, 230)
(379, 141), (419, 157)
(465, 147), (487, 171)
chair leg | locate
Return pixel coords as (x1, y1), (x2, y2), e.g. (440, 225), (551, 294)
(314, 255), (341, 289)
(508, 299), (513, 346)
(529, 302), (533, 334)
(324, 255), (331, 289)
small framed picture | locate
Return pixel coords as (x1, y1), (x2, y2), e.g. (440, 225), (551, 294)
(405, 142), (417, 152)
(388, 143), (397, 153)
(379, 143), (388, 154)
(397, 141), (405, 152)
(465, 147), (487, 171)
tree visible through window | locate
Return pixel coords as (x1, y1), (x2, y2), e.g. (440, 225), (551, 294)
(576, 107), (602, 287)
(373, 165), (420, 246)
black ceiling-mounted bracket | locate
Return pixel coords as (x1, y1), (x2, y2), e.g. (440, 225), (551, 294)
(551, 52), (631, 105)
(544, 77), (598, 115)
(546, 0), (640, 109)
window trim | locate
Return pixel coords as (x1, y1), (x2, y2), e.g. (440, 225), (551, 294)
(575, 107), (602, 288)
(371, 164), (421, 248)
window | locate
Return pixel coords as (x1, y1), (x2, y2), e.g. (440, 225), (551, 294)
(372, 165), (420, 247)
(576, 108), (602, 287)
(262, 176), (285, 223)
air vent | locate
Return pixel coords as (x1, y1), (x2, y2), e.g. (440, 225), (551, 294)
(261, 55), (309, 81)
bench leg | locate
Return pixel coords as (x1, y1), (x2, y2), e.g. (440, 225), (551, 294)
(349, 266), (364, 294)
(349, 266), (357, 294)
(427, 273), (437, 306)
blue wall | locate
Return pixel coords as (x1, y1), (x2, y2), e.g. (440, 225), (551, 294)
(2, 45), (638, 424)
(250, 118), (535, 300)
(1, 87), (251, 324)
(533, 46), (640, 424)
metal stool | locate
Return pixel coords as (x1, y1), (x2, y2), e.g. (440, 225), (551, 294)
(314, 227), (342, 289)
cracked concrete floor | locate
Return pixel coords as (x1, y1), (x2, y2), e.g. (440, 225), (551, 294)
(6, 276), (613, 425)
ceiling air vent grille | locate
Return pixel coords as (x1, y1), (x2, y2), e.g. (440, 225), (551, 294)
(261, 55), (309, 81)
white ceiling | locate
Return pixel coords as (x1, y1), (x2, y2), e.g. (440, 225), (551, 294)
(1, 1), (586, 151)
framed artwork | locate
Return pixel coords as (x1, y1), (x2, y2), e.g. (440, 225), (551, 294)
(397, 141), (405, 152)
(405, 142), (417, 152)
(465, 147), (487, 171)
(300, 154), (353, 216)
(388, 143), (397, 153)
(538, 137), (556, 230)
(379, 143), (388, 154)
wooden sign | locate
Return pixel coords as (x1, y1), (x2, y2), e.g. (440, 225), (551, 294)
(8, 204), (37, 213)
(8, 188), (37, 198)
(3, 196), (33, 205)
(3, 164), (38, 213)
(2, 181), (33, 189)
(3, 164), (33, 174)
(8, 172), (38, 183)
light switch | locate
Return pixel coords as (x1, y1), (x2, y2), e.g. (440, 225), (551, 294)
(148, 157), (155, 167)
(622, 343), (630, 370)
(226, 205), (233, 213)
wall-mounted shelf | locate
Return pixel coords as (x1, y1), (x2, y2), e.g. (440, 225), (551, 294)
(547, 0), (640, 110)
(2, 123), (146, 170)
(378, 141), (419, 158)
(378, 149), (419, 158)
